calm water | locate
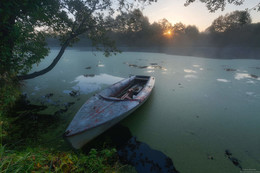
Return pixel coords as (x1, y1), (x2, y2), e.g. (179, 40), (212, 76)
(22, 49), (260, 173)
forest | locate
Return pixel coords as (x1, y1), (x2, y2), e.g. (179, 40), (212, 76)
(47, 9), (260, 59)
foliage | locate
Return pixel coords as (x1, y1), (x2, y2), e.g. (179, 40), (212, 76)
(0, 145), (122, 173)
(0, 77), (20, 115)
(108, 11), (201, 47)
(114, 9), (150, 33)
(0, 73), (20, 145)
(0, 0), (156, 80)
(0, 0), (62, 75)
(105, 9), (260, 48)
(207, 10), (252, 33)
(184, 0), (260, 12)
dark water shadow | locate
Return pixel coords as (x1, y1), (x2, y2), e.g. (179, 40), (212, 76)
(83, 124), (179, 173)
(4, 95), (61, 148)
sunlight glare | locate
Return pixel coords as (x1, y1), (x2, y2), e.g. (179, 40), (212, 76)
(163, 30), (173, 38)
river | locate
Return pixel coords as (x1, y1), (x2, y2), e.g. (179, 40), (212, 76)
(22, 49), (260, 173)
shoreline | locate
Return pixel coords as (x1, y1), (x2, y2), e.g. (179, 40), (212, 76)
(50, 46), (260, 60)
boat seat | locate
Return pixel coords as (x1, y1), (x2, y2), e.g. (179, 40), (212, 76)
(135, 77), (149, 81)
(132, 85), (143, 94)
(121, 89), (133, 100)
(120, 85), (143, 100)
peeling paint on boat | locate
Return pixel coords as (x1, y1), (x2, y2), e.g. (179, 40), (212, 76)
(64, 75), (155, 149)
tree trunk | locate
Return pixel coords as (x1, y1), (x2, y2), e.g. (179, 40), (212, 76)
(18, 39), (71, 80)
(0, 6), (16, 74)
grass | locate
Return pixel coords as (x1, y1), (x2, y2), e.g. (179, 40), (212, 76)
(0, 145), (125, 172)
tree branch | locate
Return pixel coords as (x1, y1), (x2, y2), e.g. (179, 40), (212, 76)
(17, 37), (72, 80)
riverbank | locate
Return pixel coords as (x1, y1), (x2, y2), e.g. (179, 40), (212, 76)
(56, 46), (260, 60)
(1, 93), (178, 172)
(113, 46), (260, 60)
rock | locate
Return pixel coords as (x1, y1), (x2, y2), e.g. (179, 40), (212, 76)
(84, 74), (95, 77)
(250, 74), (258, 79)
(224, 68), (236, 72)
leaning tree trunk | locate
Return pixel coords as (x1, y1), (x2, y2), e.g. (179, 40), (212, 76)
(18, 38), (71, 80)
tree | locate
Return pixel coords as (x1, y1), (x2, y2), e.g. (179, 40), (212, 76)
(0, 0), (154, 80)
(185, 25), (199, 39)
(0, 0), (62, 79)
(184, 0), (260, 12)
(207, 10), (251, 33)
(114, 9), (150, 33)
(158, 18), (173, 33)
(112, 9), (152, 46)
(173, 22), (186, 36)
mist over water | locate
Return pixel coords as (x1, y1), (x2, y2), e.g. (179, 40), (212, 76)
(22, 49), (260, 173)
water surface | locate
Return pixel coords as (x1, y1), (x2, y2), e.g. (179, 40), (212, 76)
(22, 49), (260, 173)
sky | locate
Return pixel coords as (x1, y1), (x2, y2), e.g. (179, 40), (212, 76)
(143, 0), (260, 31)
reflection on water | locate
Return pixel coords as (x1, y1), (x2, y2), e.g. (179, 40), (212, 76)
(192, 64), (204, 71)
(217, 78), (230, 83)
(146, 70), (154, 73)
(235, 73), (260, 80)
(97, 60), (105, 67)
(246, 91), (254, 96)
(97, 64), (105, 67)
(184, 69), (197, 73)
(118, 137), (179, 173)
(184, 74), (197, 79)
(88, 124), (180, 173)
(246, 80), (256, 84)
(68, 74), (123, 95)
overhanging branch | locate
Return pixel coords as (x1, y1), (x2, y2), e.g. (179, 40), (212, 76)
(17, 38), (72, 80)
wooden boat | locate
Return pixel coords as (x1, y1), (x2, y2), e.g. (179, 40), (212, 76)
(64, 75), (155, 149)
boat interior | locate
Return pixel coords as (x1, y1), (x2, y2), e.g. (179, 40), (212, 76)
(99, 76), (150, 101)
(112, 76), (149, 99)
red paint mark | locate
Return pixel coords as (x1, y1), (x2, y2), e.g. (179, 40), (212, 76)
(89, 102), (115, 119)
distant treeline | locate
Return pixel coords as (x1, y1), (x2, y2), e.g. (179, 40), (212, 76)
(47, 10), (260, 59)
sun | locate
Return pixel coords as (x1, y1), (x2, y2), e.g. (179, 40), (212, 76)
(163, 30), (173, 37)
